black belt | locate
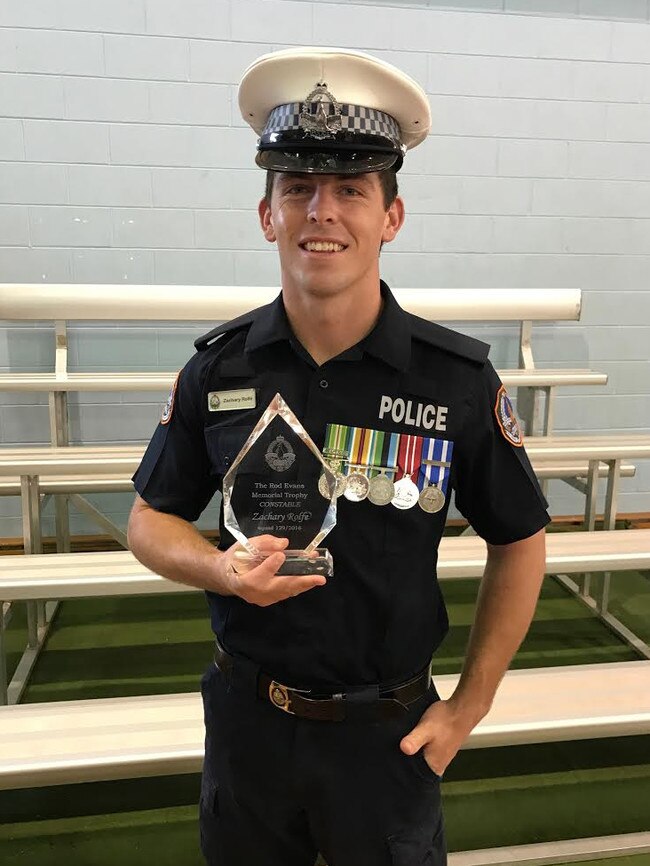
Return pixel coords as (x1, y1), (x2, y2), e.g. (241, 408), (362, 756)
(213, 640), (432, 722)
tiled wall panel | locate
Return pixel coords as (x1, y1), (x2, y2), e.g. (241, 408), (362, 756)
(1, 1), (649, 536)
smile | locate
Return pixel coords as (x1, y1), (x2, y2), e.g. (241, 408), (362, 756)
(300, 241), (347, 253)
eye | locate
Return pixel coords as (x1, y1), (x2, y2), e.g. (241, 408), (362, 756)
(285, 184), (309, 195)
(341, 186), (361, 196)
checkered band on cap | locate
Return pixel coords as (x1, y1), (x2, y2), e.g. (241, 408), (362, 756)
(263, 102), (402, 145)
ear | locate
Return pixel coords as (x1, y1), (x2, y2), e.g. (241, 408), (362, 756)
(258, 197), (276, 243)
(381, 195), (405, 245)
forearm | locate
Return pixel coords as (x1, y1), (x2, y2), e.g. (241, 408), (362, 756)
(127, 497), (234, 596)
(449, 528), (546, 727)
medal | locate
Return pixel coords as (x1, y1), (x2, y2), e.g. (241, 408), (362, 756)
(319, 470), (347, 499)
(420, 436), (453, 514)
(418, 485), (445, 513)
(321, 433), (350, 499)
(392, 474), (419, 510)
(367, 472), (395, 506)
(392, 433), (423, 510)
(318, 471), (334, 499)
(366, 427), (397, 506)
(343, 471), (370, 502)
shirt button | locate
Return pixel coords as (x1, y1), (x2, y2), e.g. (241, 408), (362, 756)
(224, 456), (231, 467)
(319, 379), (329, 389)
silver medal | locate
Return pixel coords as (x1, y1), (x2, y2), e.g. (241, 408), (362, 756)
(418, 485), (445, 514)
(343, 471), (370, 502)
(318, 471), (335, 499)
(367, 473), (395, 506)
(319, 471), (347, 499)
(391, 475), (419, 510)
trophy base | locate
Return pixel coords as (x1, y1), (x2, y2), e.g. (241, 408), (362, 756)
(279, 549), (333, 576)
(233, 548), (333, 577)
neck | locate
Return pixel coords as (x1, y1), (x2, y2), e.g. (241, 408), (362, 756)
(282, 277), (384, 366)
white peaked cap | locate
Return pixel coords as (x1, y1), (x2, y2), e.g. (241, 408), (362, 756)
(238, 47), (432, 174)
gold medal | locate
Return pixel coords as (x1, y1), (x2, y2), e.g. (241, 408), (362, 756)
(418, 485), (445, 514)
(367, 473), (394, 506)
(391, 474), (419, 510)
(343, 471), (370, 502)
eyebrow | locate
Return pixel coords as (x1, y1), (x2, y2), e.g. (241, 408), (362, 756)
(279, 173), (371, 185)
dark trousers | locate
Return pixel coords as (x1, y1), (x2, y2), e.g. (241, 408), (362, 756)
(199, 656), (446, 866)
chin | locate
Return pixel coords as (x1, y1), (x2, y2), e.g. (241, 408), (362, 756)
(291, 269), (353, 297)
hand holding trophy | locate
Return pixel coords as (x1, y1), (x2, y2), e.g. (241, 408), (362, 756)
(222, 394), (338, 577)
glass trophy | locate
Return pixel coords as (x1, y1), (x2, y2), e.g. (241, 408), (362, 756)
(222, 393), (337, 577)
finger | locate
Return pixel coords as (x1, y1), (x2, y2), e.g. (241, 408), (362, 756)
(277, 574), (327, 599)
(254, 551), (287, 577)
(249, 535), (289, 551)
(400, 722), (430, 756)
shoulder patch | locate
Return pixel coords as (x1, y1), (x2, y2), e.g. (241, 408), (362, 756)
(160, 373), (179, 425)
(194, 310), (256, 352)
(409, 316), (490, 365)
(494, 385), (523, 447)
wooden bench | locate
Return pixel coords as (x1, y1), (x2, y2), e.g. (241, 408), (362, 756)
(2, 656), (648, 864)
(0, 284), (600, 446)
(1, 435), (648, 705)
(0, 659), (648, 791)
(0, 460), (637, 498)
(0, 283), (609, 559)
(449, 834), (650, 866)
(3, 435), (648, 554)
(2, 529), (649, 706)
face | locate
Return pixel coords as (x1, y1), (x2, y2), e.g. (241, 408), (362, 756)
(258, 172), (404, 299)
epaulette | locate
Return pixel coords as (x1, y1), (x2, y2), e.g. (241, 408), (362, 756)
(409, 315), (490, 365)
(194, 310), (256, 352)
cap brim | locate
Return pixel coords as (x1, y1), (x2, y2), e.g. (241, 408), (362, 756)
(256, 149), (401, 174)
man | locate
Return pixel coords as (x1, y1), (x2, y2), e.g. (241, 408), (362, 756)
(128, 48), (549, 866)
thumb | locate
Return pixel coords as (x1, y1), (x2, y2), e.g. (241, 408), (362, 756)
(400, 721), (429, 756)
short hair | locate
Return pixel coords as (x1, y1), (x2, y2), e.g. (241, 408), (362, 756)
(264, 168), (399, 211)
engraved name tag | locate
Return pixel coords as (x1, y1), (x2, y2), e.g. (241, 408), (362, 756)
(207, 389), (256, 412)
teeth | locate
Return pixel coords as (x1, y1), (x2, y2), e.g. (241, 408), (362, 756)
(303, 241), (345, 252)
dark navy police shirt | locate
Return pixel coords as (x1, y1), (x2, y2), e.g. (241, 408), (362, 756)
(133, 282), (550, 691)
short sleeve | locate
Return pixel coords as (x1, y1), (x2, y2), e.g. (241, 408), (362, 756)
(453, 361), (550, 545)
(132, 352), (217, 522)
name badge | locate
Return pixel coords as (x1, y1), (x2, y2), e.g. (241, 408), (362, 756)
(207, 389), (256, 412)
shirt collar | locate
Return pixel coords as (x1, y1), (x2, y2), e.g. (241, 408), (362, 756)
(244, 293), (293, 353)
(359, 281), (411, 372)
(244, 281), (411, 372)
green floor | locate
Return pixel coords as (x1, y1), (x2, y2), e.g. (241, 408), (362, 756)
(1, 563), (649, 863)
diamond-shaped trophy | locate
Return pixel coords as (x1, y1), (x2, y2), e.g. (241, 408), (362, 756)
(223, 394), (337, 576)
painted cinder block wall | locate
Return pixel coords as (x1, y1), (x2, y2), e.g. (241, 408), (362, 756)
(0, 0), (649, 538)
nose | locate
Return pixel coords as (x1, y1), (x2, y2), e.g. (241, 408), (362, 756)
(307, 183), (337, 224)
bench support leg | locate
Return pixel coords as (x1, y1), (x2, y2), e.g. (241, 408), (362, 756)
(554, 573), (650, 661)
(49, 390), (71, 553)
(1, 600), (61, 706)
(542, 385), (555, 436)
(0, 603), (7, 706)
(20, 474), (42, 652)
(599, 459), (621, 617)
(68, 494), (128, 548)
(21, 474), (42, 556)
(54, 493), (71, 554)
(580, 460), (599, 599)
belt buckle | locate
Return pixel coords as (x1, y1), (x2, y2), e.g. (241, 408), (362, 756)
(268, 680), (293, 714)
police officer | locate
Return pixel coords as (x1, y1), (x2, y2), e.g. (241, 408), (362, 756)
(128, 48), (549, 866)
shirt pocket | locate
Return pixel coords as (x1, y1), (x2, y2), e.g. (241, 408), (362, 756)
(204, 424), (252, 477)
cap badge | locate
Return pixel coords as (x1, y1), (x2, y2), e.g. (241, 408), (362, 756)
(299, 82), (342, 140)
